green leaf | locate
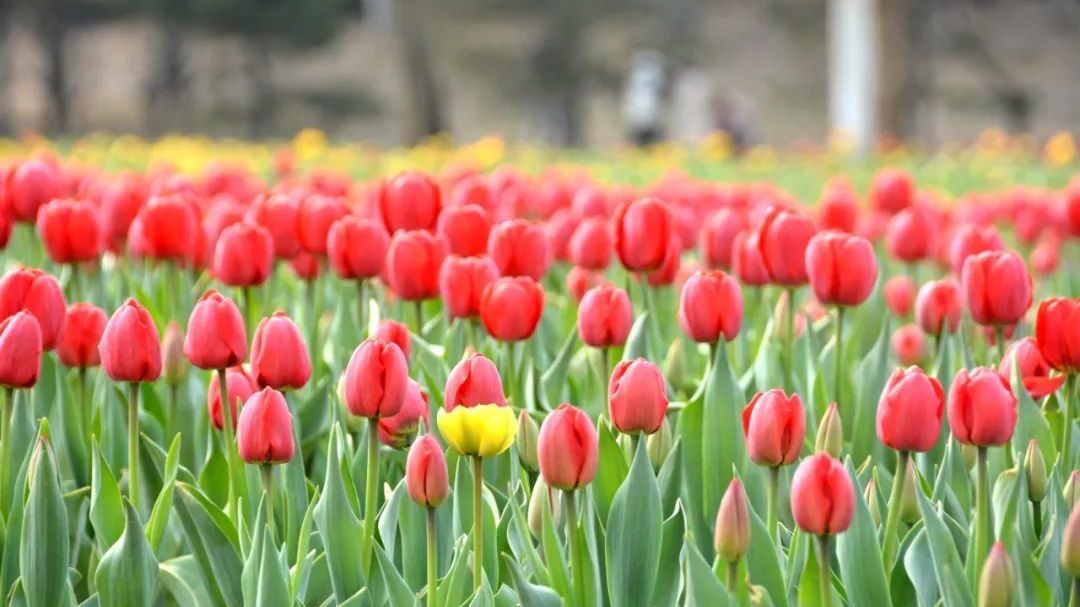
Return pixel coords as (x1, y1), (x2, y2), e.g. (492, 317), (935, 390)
(901, 526), (938, 607)
(623, 312), (651, 361)
(290, 487), (320, 603)
(1009, 362), (1057, 465)
(312, 428), (366, 602)
(90, 442), (125, 550)
(240, 503), (291, 607)
(851, 317), (890, 461)
(159, 556), (217, 607)
(374, 543), (417, 607)
(604, 438), (662, 607)
(651, 503), (685, 607)
(540, 330), (578, 411)
(836, 459), (891, 607)
(20, 434), (71, 607)
(95, 499), (159, 607)
(503, 554), (562, 607)
(539, 492), (571, 602)
(682, 541), (732, 606)
(146, 433), (181, 552)
(173, 482), (244, 607)
(745, 503), (788, 607)
(592, 418), (628, 522)
(915, 488), (974, 607)
(702, 344), (746, 523)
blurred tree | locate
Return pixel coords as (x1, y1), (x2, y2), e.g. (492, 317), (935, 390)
(134, 0), (197, 134)
(393, 0), (444, 144)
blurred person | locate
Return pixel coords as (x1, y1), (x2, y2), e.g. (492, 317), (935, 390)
(622, 50), (666, 147)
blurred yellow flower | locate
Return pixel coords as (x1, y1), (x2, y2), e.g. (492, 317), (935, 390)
(437, 404), (517, 457)
(1045, 131), (1077, 167)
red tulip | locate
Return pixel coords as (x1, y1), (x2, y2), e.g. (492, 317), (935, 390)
(445, 353), (506, 410)
(884, 275), (915, 318)
(613, 197), (677, 272)
(448, 173), (495, 214)
(57, 303), (106, 369)
(757, 207), (817, 286)
(817, 177), (858, 233)
(37, 199), (103, 264)
(1035, 297), (1080, 372)
(405, 434), (449, 507)
(646, 232), (682, 286)
(947, 223), (1004, 274)
(236, 387), (295, 464)
(876, 366), (944, 452)
(437, 203), (491, 257)
(128, 195), (199, 263)
(566, 266), (604, 303)
(948, 367), (1017, 447)
(297, 194), (349, 255)
(700, 208), (745, 270)
(891, 324), (927, 366)
(4, 158), (63, 223)
(184, 289), (247, 370)
(1066, 178), (1080, 238)
(385, 230), (447, 301)
(999, 337), (1065, 400)
(0, 267), (66, 351)
(714, 477), (751, 562)
(327, 216), (389, 280)
(0, 312), (42, 388)
(608, 358), (668, 434)
(544, 209), (578, 262)
(439, 255), (499, 319)
(870, 168), (914, 215)
(577, 285), (632, 348)
(290, 251), (322, 281)
(212, 223), (274, 287)
(915, 279), (962, 336)
(572, 186), (609, 218)
(99, 298), (162, 383)
(489, 219), (551, 280)
(732, 229), (770, 286)
(885, 206), (937, 263)
(344, 338), (409, 419)
(568, 217), (613, 270)
(99, 174), (147, 253)
(678, 270), (743, 343)
(1030, 236), (1060, 276)
(380, 171), (442, 233)
(246, 192), (300, 259)
(250, 311), (311, 391)
(379, 379), (430, 448)
(207, 366), (257, 430)
(790, 453), (855, 535)
(204, 197), (246, 244)
(373, 320), (411, 360)
(480, 276), (544, 342)
(0, 209), (11, 252)
(961, 250), (1032, 327)
(537, 403), (599, 491)
(742, 389), (805, 466)
(804, 230), (877, 307)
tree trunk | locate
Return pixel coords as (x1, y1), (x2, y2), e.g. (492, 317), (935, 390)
(36, 0), (69, 134)
(395, 0), (444, 145)
(146, 17), (186, 134)
(247, 35), (275, 138)
(876, 0), (914, 140)
(0, 2), (11, 134)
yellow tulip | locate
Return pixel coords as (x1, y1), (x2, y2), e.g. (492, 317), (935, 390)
(436, 404), (517, 458)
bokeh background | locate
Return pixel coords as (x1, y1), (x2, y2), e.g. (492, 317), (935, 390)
(2, 0), (1079, 149)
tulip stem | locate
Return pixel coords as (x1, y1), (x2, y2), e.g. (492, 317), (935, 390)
(472, 455), (484, 592)
(639, 274), (663, 350)
(1070, 578), (1079, 607)
(972, 446), (992, 595)
(0, 387), (14, 515)
(816, 535), (834, 607)
(427, 506), (438, 607)
(834, 306), (844, 405)
(598, 347), (610, 410)
(715, 558), (739, 592)
(566, 490), (586, 607)
(994, 326), (1006, 364)
(505, 342), (517, 406)
(785, 287), (796, 392)
(881, 450), (909, 569)
(128, 382), (141, 513)
(218, 368), (240, 524)
(306, 276), (319, 372)
(357, 280), (368, 338)
(1031, 498), (1042, 539)
(415, 301), (425, 338)
(767, 466), (780, 541)
(261, 463), (275, 540)
(75, 368), (90, 483)
(362, 417), (380, 577)
(1064, 375), (1075, 472)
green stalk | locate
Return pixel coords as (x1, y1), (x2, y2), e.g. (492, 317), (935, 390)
(767, 466), (780, 540)
(128, 382), (141, 513)
(726, 560), (739, 592)
(218, 368), (240, 523)
(306, 276), (319, 370)
(415, 300), (425, 337)
(1065, 375), (1075, 472)
(817, 535), (834, 607)
(881, 450), (909, 568)
(362, 417), (380, 576)
(261, 463), (275, 540)
(566, 490), (586, 607)
(1070, 578), (1079, 607)
(506, 341), (517, 406)
(0, 387), (15, 515)
(994, 326), (1006, 364)
(357, 279), (368, 338)
(834, 306), (844, 405)
(972, 446), (992, 595)
(785, 287), (796, 392)
(427, 506), (439, 607)
(472, 456), (485, 592)
(639, 273), (663, 349)
(598, 347), (610, 405)
(1031, 498), (1042, 539)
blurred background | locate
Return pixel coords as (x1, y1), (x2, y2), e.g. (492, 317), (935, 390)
(1, 0), (1079, 151)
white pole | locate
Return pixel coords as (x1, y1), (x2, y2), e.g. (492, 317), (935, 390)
(829, 0), (877, 157)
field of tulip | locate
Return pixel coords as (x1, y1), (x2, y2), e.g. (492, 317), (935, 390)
(0, 132), (1077, 607)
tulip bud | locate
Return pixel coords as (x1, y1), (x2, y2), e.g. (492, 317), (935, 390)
(613, 197), (677, 273)
(900, 457), (921, 525)
(771, 291), (805, 341)
(538, 404), (598, 491)
(677, 270), (744, 343)
(381, 171), (442, 233)
(948, 367), (1017, 447)
(99, 298), (162, 383)
(378, 380), (430, 448)
(864, 477), (882, 527)
(162, 322), (187, 385)
(962, 443), (977, 470)
(1065, 470), (1080, 509)
(528, 478), (561, 538)
(481, 276), (545, 342)
(815, 403), (843, 457)
(978, 542), (1015, 607)
(343, 338), (409, 419)
(405, 434), (449, 508)
(790, 453), (855, 536)
(805, 230), (877, 307)
(517, 409), (540, 472)
(757, 207), (817, 286)
(714, 478), (750, 562)
(961, 250), (1032, 328)
(608, 358), (669, 435)
(1063, 502), (1080, 578)
(57, 303), (107, 370)
(236, 387), (295, 464)
(0, 311), (42, 389)
(1025, 440), (1047, 503)
(184, 289), (248, 371)
(386, 230), (448, 302)
(577, 285), (632, 349)
(250, 311), (311, 391)
(661, 339), (686, 392)
(743, 389), (805, 467)
(0, 267), (66, 351)
(883, 275), (915, 318)
(647, 417), (673, 470)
